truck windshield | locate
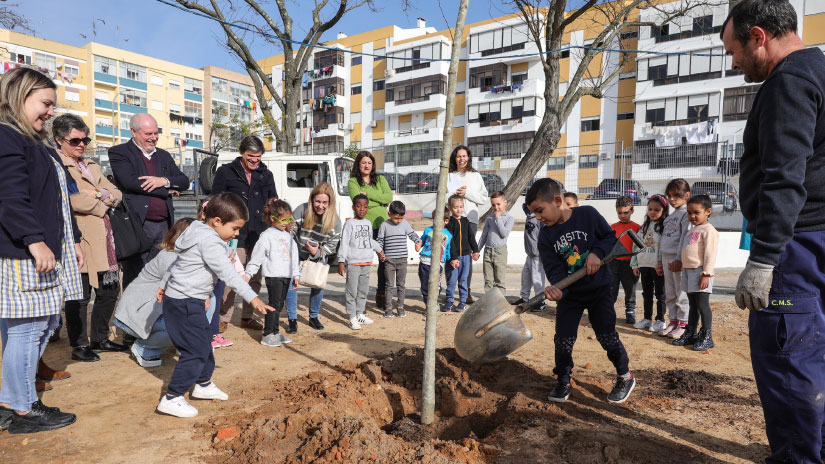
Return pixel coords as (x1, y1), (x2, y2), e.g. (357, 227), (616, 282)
(335, 157), (353, 196)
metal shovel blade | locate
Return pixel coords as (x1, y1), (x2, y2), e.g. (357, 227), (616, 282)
(454, 288), (533, 363)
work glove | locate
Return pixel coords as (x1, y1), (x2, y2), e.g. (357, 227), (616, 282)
(735, 259), (774, 311)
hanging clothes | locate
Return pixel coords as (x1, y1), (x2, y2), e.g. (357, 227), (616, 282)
(653, 126), (683, 147)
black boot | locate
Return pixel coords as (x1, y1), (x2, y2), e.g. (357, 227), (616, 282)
(308, 317), (324, 330)
(693, 328), (715, 351)
(672, 325), (698, 346)
(286, 319), (298, 334)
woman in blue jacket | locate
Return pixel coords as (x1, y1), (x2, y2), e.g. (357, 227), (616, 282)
(0, 67), (84, 434)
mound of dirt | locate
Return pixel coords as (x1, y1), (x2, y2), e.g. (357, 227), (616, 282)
(202, 348), (757, 463)
(636, 369), (760, 406)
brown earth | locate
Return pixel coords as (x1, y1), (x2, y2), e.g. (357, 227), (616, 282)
(0, 270), (768, 463)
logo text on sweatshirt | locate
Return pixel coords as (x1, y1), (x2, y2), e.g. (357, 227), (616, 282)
(553, 231), (589, 254)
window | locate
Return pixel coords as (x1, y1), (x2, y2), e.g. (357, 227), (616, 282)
(620, 30), (638, 40)
(579, 154), (599, 169)
(547, 157), (565, 170)
(387, 43), (441, 73)
(120, 62), (146, 82)
(169, 80), (181, 91)
(150, 75), (163, 86)
(560, 50), (570, 58)
(94, 56), (116, 75)
(120, 89), (147, 108)
(469, 23), (530, 56)
(723, 85), (760, 121)
(650, 24), (669, 38)
(646, 107), (665, 124)
(313, 50), (345, 70)
(469, 63), (506, 90)
(10, 51), (32, 65)
(374, 48), (386, 61)
(64, 64), (79, 76)
(636, 92), (720, 127)
(373, 80), (385, 91)
(639, 48), (723, 85)
(468, 97), (536, 124)
(34, 52), (56, 73)
(617, 112), (634, 120)
(185, 131), (203, 142)
(373, 108), (385, 121)
(120, 118), (130, 130)
(184, 77), (203, 95)
(230, 81), (252, 101)
(184, 101), (203, 119)
(693, 15), (713, 32)
(386, 76), (447, 104)
(580, 118), (600, 132)
(151, 100), (163, 110)
(211, 77), (229, 101)
(170, 128), (181, 138)
(351, 112), (361, 124)
(351, 85), (362, 95)
(64, 89), (80, 102)
(351, 56), (362, 66)
(157, 126), (163, 135)
(169, 103), (181, 115)
(512, 72), (527, 86)
(467, 136), (532, 160)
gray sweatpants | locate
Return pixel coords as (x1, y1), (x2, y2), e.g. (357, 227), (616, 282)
(662, 254), (689, 323)
(483, 245), (508, 292)
(520, 255), (546, 300)
(345, 264), (371, 319)
(384, 257), (408, 310)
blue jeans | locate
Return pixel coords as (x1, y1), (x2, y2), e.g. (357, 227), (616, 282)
(0, 316), (51, 411)
(114, 317), (171, 361)
(445, 255), (471, 306)
(286, 284), (324, 320)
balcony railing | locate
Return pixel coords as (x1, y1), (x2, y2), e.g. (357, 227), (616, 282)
(391, 127), (432, 138)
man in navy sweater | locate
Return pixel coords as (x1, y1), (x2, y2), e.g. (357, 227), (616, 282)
(110, 113), (189, 288)
(723, 1), (825, 462)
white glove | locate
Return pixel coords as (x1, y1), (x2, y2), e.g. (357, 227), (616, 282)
(735, 259), (774, 311)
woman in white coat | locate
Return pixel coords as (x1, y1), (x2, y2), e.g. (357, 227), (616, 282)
(447, 145), (488, 303)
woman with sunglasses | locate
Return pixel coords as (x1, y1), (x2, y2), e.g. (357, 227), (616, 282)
(54, 114), (127, 362)
(0, 67), (84, 434)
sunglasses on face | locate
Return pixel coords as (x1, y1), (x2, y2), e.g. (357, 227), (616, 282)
(62, 137), (91, 147)
(272, 215), (294, 224)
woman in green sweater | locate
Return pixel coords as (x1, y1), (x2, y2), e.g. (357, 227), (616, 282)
(348, 151), (392, 309)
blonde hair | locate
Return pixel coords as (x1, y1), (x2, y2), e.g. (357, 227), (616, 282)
(0, 67), (57, 142)
(302, 183), (337, 234)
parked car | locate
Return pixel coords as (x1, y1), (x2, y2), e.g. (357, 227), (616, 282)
(402, 172), (438, 193)
(377, 171), (402, 191)
(592, 179), (649, 204)
(522, 177), (565, 196)
(691, 181), (738, 212)
(480, 172), (506, 194)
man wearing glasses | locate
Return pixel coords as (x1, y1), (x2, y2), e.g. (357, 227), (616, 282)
(210, 135), (278, 331)
(109, 113), (190, 289)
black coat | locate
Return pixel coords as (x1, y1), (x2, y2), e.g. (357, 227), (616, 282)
(211, 157), (277, 249)
(0, 125), (81, 260)
(108, 140), (190, 227)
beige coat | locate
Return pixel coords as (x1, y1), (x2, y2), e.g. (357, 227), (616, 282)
(60, 152), (122, 288)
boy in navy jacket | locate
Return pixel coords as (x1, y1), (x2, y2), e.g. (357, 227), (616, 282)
(526, 178), (635, 404)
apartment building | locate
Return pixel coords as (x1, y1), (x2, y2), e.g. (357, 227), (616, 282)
(202, 65), (259, 150)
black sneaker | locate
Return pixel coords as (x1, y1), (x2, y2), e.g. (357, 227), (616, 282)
(8, 401), (76, 434)
(625, 312), (636, 325)
(607, 375), (636, 403)
(308, 317), (324, 330)
(547, 383), (571, 403)
(672, 325), (698, 346)
(0, 405), (13, 431)
(286, 319), (298, 334)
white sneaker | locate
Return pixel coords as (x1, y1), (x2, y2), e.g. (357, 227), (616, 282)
(633, 319), (652, 330)
(358, 314), (374, 325)
(275, 333), (292, 344)
(157, 395), (198, 418)
(132, 343), (162, 368)
(349, 317), (362, 330)
(650, 320), (667, 333)
(191, 382), (229, 401)
(260, 333), (281, 347)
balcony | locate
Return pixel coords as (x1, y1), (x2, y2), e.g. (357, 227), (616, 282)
(94, 72), (117, 86)
(186, 139), (204, 148)
(385, 93), (447, 116)
(119, 77), (147, 91)
(466, 79), (540, 103)
(311, 123), (348, 139)
(466, 114), (541, 138)
(184, 91), (202, 102)
(307, 64), (347, 82)
(119, 103), (148, 114)
(94, 99), (118, 112)
(95, 124), (113, 136)
(385, 60), (450, 84)
(385, 127), (442, 146)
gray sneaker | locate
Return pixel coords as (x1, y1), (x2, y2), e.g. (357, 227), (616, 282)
(276, 333), (292, 344)
(260, 334), (281, 347)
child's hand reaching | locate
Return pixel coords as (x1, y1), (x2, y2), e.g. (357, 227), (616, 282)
(584, 252), (602, 275)
(699, 275), (710, 290)
(471, 252), (480, 261)
(655, 263), (664, 276)
(156, 288), (165, 303)
(544, 285), (563, 301)
(415, 240), (423, 252)
(338, 262), (346, 276)
(251, 297), (276, 314)
(450, 259), (460, 269)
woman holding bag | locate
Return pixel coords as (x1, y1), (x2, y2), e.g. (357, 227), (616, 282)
(285, 183), (342, 333)
(55, 114), (127, 362)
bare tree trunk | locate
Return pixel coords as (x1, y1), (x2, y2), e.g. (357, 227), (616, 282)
(421, 0), (470, 426)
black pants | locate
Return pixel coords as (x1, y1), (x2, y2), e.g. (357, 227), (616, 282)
(640, 267), (665, 321)
(466, 221), (477, 293)
(609, 259), (638, 315)
(554, 287), (629, 385)
(121, 219), (168, 289)
(163, 296), (214, 397)
(264, 277), (290, 336)
(687, 292), (712, 331)
(64, 272), (121, 347)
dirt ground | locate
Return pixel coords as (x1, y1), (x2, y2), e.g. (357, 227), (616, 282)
(0, 268), (769, 463)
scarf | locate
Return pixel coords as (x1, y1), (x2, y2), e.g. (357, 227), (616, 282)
(76, 158), (119, 286)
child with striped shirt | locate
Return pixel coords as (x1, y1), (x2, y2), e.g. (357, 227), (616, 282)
(377, 201), (422, 318)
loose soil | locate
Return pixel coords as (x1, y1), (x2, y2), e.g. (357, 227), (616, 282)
(0, 271), (768, 463)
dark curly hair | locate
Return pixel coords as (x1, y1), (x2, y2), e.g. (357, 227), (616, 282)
(263, 198), (293, 226)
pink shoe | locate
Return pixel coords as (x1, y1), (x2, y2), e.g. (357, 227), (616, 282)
(659, 321), (678, 337)
(212, 334), (233, 348)
(669, 323), (688, 339)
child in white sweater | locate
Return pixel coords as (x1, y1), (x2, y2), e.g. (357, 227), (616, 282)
(339, 194), (382, 329)
(245, 199), (300, 347)
(631, 195), (669, 332)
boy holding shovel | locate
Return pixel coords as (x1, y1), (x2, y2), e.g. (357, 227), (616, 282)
(526, 178), (636, 404)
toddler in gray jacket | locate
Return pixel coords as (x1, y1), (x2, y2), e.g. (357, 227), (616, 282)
(338, 195), (382, 330)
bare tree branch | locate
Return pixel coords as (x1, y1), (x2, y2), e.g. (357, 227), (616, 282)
(0, 4), (32, 34)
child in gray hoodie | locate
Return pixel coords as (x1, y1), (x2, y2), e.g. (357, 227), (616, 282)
(516, 201), (546, 311)
(156, 192), (274, 418)
(338, 195), (382, 329)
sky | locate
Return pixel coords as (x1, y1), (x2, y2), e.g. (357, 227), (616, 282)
(14, 0), (518, 73)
